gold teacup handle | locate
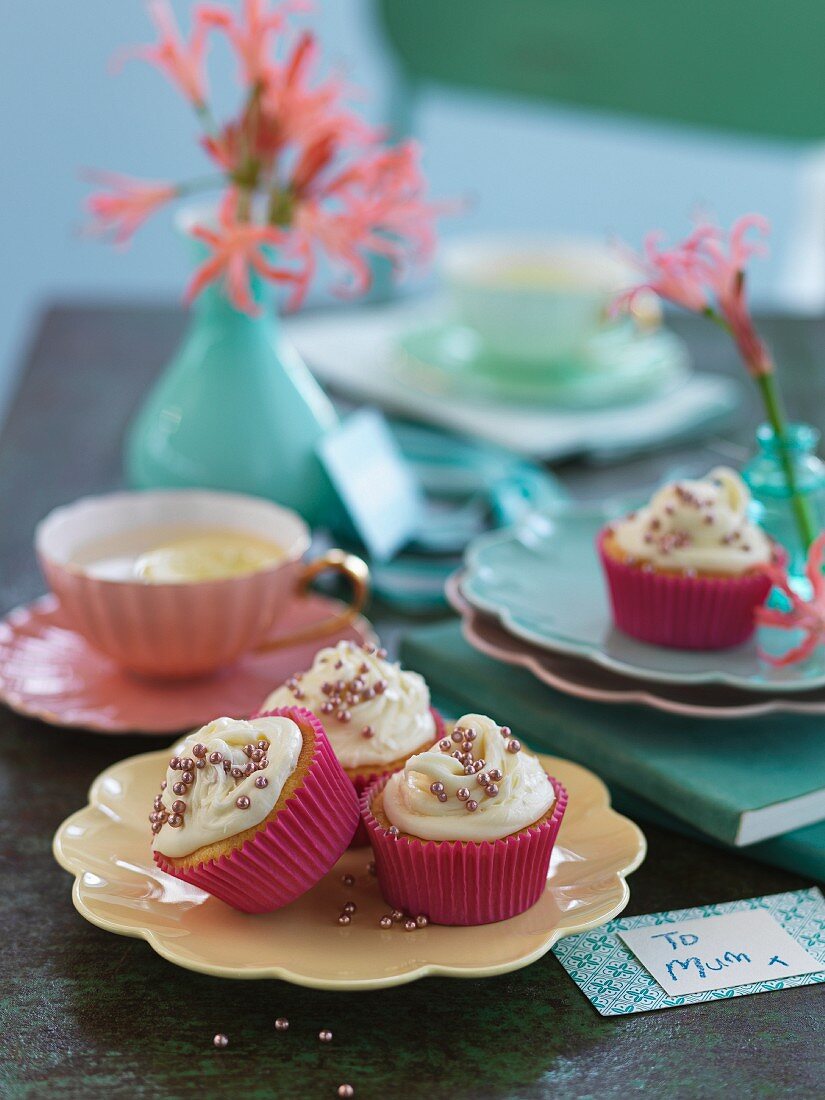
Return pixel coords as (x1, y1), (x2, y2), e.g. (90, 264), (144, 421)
(255, 549), (370, 653)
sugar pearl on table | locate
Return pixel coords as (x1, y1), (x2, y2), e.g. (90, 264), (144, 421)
(343, 902), (356, 914)
(404, 919), (417, 932)
(415, 915), (428, 928)
(213, 1034), (228, 1049)
(391, 909), (404, 922)
(337, 914), (351, 926)
(341, 873), (355, 887)
(319, 1030), (333, 1043)
(275, 1018), (289, 1031)
(379, 916), (392, 929)
(338, 1087), (354, 1099)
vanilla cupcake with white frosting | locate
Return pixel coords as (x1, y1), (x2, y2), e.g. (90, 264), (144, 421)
(152, 708), (359, 912)
(259, 640), (443, 795)
(599, 467), (778, 649)
(361, 713), (568, 925)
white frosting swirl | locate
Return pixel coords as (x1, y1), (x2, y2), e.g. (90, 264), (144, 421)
(153, 716), (302, 859)
(380, 713), (555, 842)
(610, 467), (771, 575)
(262, 641), (435, 769)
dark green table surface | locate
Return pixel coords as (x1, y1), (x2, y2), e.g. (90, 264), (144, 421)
(0, 304), (823, 1099)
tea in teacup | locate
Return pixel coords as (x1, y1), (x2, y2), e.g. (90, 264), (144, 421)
(73, 525), (286, 583)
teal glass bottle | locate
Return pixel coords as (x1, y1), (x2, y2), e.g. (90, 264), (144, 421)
(125, 235), (338, 527)
(742, 423), (825, 580)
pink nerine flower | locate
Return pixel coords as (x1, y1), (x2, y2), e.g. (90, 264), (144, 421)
(613, 227), (713, 315)
(186, 190), (297, 314)
(85, 173), (177, 244)
(699, 214), (774, 376)
(615, 215), (774, 376)
(756, 534), (825, 666)
(284, 141), (441, 309)
(130, 0), (209, 106)
(260, 31), (376, 159)
(199, 0), (310, 85)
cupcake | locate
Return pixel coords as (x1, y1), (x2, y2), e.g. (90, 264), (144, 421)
(259, 641), (443, 842)
(361, 713), (568, 926)
(599, 466), (777, 650)
(151, 709), (358, 913)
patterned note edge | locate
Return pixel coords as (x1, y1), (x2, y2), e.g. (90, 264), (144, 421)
(551, 888), (825, 1016)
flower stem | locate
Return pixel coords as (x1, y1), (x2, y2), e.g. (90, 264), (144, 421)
(756, 372), (817, 550)
(176, 174), (226, 197)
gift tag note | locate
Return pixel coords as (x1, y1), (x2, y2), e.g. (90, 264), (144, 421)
(317, 408), (424, 562)
(618, 909), (821, 996)
(553, 888), (825, 1016)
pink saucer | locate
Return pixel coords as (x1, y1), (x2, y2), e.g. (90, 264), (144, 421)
(0, 594), (373, 734)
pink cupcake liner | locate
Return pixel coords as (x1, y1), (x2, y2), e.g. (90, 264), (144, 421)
(598, 531), (775, 650)
(360, 774), (568, 926)
(347, 707), (446, 848)
(153, 707), (359, 914)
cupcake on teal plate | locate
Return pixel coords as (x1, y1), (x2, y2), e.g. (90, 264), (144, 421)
(361, 713), (568, 926)
(598, 466), (779, 649)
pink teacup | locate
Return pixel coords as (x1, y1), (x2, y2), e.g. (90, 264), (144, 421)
(36, 490), (369, 679)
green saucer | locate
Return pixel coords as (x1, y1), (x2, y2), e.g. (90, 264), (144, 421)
(395, 321), (691, 409)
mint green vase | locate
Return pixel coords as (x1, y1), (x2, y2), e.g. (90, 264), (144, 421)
(125, 245), (338, 527)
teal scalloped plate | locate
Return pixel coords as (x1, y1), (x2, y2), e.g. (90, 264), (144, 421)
(461, 505), (825, 693)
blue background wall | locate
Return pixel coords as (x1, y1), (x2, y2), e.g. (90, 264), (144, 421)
(0, 1), (813, 423)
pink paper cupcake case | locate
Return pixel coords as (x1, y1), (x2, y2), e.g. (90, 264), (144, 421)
(360, 774), (568, 926)
(153, 707), (359, 914)
(598, 531), (775, 650)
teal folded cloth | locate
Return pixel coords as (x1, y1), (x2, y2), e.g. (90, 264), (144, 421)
(351, 421), (568, 610)
(401, 621), (825, 879)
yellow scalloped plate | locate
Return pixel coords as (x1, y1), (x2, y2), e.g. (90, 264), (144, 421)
(53, 749), (646, 989)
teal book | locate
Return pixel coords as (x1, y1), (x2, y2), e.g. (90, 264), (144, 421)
(401, 621), (825, 852)
(608, 785), (825, 882)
